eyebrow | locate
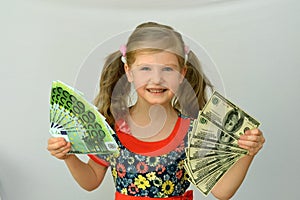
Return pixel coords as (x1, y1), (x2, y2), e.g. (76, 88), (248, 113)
(136, 63), (179, 67)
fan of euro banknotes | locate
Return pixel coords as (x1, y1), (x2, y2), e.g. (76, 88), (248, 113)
(49, 80), (118, 154)
(184, 91), (260, 196)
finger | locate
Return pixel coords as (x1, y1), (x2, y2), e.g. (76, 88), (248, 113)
(238, 139), (264, 156)
(238, 140), (259, 148)
(50, 147), (68, 156)
(53, 142), (71, 152)
(239, 135), (260, 143)
(53, 149), (70, 160)
(50, 143), (71, 159)
(240, 129), (263, 140)
(48, 137), (67, 145)
(240, 136), (265, 148)
(47, 139), (68, 151)
(244, 128), (262, 136)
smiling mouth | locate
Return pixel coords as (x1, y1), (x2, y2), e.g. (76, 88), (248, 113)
(147, 88), (167, 93)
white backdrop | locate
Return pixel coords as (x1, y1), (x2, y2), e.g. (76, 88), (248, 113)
(1, 0), (299, 199)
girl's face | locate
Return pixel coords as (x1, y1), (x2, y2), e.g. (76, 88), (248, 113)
(125, 51), (186, 106)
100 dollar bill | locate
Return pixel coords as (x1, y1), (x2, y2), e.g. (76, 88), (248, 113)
(185, 154), (241, 184)
(195, 154), (243, 196)
(186, 147), (235, 161)
(201, 91), (260, 140)
(191, 115), (241, 148)
(189, 137), (248, 155)
(185, 91), (261, 197)
(185, 154), (233, 173)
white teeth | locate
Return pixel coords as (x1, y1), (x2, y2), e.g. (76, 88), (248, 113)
(148, 89), (164, 93)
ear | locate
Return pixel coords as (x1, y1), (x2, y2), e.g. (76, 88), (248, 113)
(124, 64), (133, 82)
(179, 66), (187, 83)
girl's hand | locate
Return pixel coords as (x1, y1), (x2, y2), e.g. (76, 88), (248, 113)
(238, 128), (265, 156)
(47, 137), (71, 160)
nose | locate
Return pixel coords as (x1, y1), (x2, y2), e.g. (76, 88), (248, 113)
(149, 68), (162, 84)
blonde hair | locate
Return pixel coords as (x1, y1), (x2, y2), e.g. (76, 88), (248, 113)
(94, 22), (212, 125)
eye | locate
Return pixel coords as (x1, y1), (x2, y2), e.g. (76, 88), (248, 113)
(140, 66), (151, 71)
(162, 66), (174, 71)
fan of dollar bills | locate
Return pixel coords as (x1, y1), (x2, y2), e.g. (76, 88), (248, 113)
(49, 80), (118, 154)
(184, 91), (260, 196)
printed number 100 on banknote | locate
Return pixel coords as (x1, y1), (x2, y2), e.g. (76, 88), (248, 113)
(201, 91), (260, 140)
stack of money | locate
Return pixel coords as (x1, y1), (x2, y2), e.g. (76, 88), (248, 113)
(49, 80), (119, 155)
(184, 91), (260, 196)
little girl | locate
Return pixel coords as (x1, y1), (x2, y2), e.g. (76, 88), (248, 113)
(47, 22), (265, 200)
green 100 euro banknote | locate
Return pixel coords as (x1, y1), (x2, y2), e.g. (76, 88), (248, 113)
(49, 80), (119, 155)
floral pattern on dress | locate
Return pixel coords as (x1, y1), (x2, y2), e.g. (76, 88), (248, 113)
(94, 116), (194, 198)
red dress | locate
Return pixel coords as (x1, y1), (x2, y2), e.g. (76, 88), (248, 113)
(89, 115), (194, 200)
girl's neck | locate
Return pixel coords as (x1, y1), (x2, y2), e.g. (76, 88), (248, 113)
(127, 102), (179, 142)
(130, 102), (177, 124)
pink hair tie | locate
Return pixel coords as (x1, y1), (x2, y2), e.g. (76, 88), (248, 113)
(120, 45), (127, 64)
(184, 45), (190, 65)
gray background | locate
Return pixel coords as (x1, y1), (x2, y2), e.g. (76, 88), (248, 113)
(1, 0), (299, 199)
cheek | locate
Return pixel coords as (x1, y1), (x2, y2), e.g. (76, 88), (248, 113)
(131, 76), (148, 90)
(165, 75), (182, 93)
(168, 82), (181, 93)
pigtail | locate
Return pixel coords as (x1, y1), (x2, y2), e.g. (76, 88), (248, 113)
(188, 50), (213, 107)
(174, 50), (213, 118)
(93, 51), (131, 125)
